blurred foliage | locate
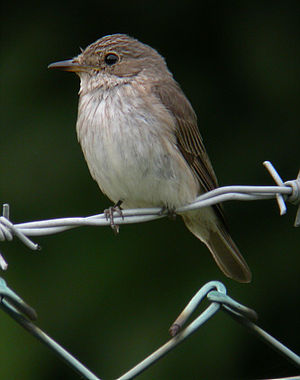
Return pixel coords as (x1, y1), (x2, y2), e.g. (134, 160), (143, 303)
(0, 1), (299, 379)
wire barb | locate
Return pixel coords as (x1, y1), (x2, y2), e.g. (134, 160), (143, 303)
(263, 161), (300, 225)
(263, 161), (287, 215)
(0, 254), (8, 271)
(0, 205), (10, 270)
(285, 170), (300, 227)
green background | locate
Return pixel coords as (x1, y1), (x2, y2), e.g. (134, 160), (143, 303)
(1, 1), (299, 379)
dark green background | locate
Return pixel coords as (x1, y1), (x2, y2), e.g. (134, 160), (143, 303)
(1, 1), (299, 379)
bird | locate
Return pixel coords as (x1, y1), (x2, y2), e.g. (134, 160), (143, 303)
(49, 34), (251, 283)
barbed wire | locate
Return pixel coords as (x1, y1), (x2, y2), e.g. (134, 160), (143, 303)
(0, 161), (299, 271)
(0, 278), (299, 380)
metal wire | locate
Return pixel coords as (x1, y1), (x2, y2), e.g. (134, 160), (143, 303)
(0, 161), (299, 378)
(0, 278), (100, 380)
(0, 161), (299, 271)
(0, 278), (299, 380)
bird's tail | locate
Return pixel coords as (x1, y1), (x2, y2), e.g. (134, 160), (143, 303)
(182, 209), (251, 283)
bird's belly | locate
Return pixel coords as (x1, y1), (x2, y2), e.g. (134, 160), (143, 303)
(82, 127), (197, 208)
(76, 91), (199, 209)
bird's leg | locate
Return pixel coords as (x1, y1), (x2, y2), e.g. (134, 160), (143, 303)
(104, 200), (123, 234)
(159, 206), (177, 220)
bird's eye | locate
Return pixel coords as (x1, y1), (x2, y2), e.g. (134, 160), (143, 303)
(104, 53), (119, 66)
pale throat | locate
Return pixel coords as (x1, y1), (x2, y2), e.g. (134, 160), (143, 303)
(78, 71), (130, 95)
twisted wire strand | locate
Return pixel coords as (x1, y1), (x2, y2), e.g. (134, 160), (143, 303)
(0, 161), (299, 271)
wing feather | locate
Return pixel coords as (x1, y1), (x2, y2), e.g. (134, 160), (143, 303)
(152, 80), (223, 217)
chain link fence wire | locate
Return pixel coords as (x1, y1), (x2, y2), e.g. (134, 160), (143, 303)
(0, 278), (299, 380)
(0, 161), (299, 379)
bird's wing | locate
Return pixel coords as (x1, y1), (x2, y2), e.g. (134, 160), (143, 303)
(152, 80), (219, 195)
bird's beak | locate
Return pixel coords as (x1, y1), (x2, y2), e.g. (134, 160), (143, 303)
(48, 59), (84, 72)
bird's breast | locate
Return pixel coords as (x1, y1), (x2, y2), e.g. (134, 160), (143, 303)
(76, 84), (199, 208)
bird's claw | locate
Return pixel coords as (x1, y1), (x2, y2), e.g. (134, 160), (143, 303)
(104, 201), (123, 234)
(159, 206), (177, 220)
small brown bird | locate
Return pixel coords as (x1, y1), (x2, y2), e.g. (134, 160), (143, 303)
(49, 34), (251, 283)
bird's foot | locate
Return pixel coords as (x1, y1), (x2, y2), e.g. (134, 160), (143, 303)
(104, 200), (123, 235)
(159, 206), (177, 220)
